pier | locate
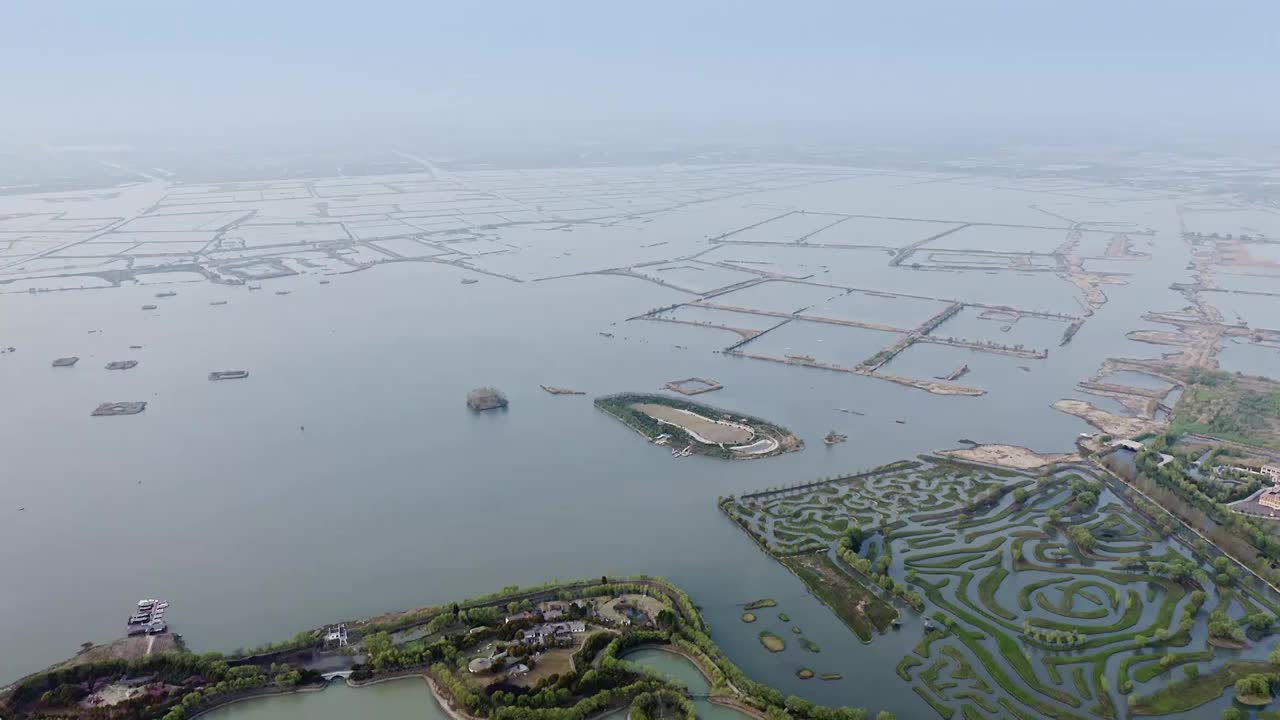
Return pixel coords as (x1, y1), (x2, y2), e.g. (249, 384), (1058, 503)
(540, 385), (584, 395)
(92, 402), (146, 417)
(126, 598), (169, 636)
(209, 370), (250, 381)
(916, 336), (1048, 360)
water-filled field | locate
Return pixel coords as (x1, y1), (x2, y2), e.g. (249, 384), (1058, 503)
(1217, 340), (1280, 378)
(932, 307), (1071, 351)
(926, 225), (1070, 254)
(736, 320), (903, 368)
(709, 280), (848, 314)
(809, 291), (954, 331)
(1204, 291), (1280, 329)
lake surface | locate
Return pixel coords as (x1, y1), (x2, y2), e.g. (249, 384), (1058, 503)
(0, 164), (1253, 718)
(203, 680), (450, 720)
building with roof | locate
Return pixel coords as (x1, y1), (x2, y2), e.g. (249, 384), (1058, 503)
(1259, 487), (1280, 511)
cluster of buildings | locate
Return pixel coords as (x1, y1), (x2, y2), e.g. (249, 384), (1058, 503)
(503, 600), (592, 625)
(466, 619), (587, 677)
(519, 620), (587, 647)
(1108, 435), (1280, 516)
(1211, 462), (1280, 510)
(1227, 463), (1280, 512)
(464, 597), (659, 680)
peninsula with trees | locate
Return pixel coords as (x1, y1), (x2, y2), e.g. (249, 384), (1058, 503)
(0, 577), (889, 720)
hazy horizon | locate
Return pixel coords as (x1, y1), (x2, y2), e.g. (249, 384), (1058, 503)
(4, 1), (1278, 146)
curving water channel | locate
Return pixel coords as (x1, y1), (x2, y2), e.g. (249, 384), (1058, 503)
(615, 648), (752, 720)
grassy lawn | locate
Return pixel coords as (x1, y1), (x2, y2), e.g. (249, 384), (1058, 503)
(1170, 369), (1280, 449)
(506, 645), (578, 688)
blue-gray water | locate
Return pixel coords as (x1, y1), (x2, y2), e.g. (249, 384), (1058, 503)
(2, 167), (1266, 718)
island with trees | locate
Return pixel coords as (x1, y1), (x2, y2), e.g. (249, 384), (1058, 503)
(594, 392), (801, 460)
(467, 387), (509, 411)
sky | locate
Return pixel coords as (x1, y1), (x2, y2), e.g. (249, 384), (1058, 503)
(3, 1), (1278, 144)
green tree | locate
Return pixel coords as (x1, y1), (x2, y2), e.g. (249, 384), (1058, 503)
(1235, 673), (1272, 700)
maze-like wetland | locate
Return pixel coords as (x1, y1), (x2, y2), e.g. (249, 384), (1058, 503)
(722, 458), (1280, 718)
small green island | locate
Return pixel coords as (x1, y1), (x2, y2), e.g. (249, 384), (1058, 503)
(757, 631), (786, 653)
(594, 393), (802, 460)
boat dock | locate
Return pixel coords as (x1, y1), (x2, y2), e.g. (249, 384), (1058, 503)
(127, 598), (170, 636)
(540, 384), (585, 395)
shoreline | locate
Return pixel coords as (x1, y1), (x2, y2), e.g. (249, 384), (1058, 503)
(187, 684), (328, 720)
(423, 673), (482, 720)
(190, 673), (473, 720)
(934, 443), (1079, 471)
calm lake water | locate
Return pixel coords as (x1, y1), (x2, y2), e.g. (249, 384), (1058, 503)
(203, 680), (449, 720)
(0, 168), (1245, 718)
